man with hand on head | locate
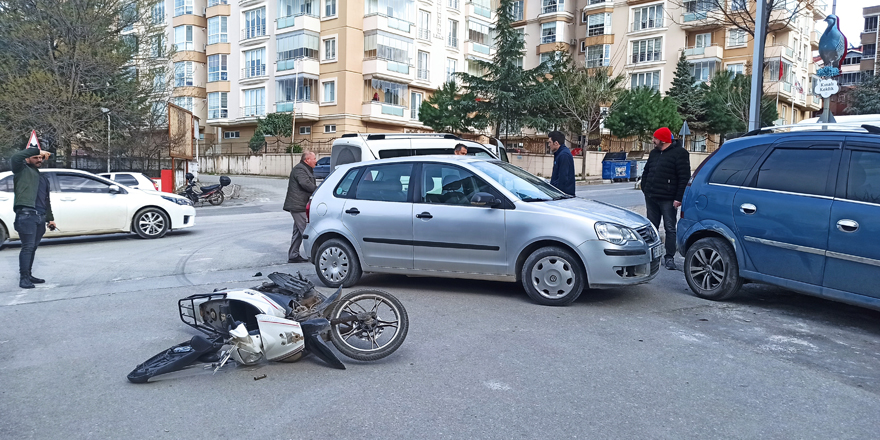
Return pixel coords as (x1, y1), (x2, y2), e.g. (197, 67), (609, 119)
(11, 147), (56, 289)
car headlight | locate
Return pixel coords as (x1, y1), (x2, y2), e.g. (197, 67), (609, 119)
(161, 195), (192, 206)
(594, 222), (640, 245)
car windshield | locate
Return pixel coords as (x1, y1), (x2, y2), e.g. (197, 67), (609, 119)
(470, 161), (571, 201)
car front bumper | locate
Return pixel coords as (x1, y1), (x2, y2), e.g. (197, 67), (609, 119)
(579, 239), (661, 289)
(170, 205), (196, 230)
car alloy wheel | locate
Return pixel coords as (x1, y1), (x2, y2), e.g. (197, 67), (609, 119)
(134, 208), (169, 239)
(683, 237), (742, 301)
(688, 248), (725, 290)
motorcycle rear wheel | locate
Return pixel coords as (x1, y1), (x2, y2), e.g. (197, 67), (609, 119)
(328, 290), (408, 362)
(208, 191), (224, 206)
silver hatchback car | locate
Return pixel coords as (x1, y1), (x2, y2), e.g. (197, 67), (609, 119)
(303, 156), (661, 306)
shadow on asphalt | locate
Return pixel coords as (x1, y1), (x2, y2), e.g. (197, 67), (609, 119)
(0, 229), (195, 249)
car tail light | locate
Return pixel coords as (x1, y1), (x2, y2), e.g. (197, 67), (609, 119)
(305, 200), (311, 223)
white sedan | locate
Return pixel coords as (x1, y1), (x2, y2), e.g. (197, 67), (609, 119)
(0, 168), (195, 246)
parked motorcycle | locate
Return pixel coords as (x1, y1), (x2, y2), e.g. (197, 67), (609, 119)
(127, 272), (408, 383)
(179, 173), (231, 206)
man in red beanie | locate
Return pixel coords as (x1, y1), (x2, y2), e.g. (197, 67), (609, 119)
(640, 127), (691, 270)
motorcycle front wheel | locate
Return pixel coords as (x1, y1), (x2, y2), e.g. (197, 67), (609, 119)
(327, 290), (408, 362)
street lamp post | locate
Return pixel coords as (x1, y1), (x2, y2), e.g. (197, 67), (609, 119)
(100, 107), (111, 172)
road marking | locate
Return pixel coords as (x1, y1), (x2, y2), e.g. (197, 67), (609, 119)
(484, 381), (512, 391)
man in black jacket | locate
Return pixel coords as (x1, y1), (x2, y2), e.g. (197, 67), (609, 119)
(548, 131), (575, 196)
(11, 147), (57, 289)
(641, 127), (691, 270)
(283, 151), (317, 263)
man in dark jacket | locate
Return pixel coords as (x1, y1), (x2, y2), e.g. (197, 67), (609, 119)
(11, 147), (57, 289)
(283, 151), (317, 263)
(548, 131), (575, 196)
(641, 127), (691, 270)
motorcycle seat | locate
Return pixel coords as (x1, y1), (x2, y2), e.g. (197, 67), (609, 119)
(200, 184), (221, 192)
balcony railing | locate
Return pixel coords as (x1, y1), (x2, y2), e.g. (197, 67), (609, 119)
(541, 34), (556, 44)
(275, 100), (316, 112)
(418, 28), (430, 40)
(242, 26), (267, 41)
(208, 109), (228, 119)
(448, 36), (458, 47)
(241, 65), (267, 79)
(207, 0), (227, 6)
(241, 105), (266, 117)
(417, 68), (429, 80)
(542, 4), (563, 14)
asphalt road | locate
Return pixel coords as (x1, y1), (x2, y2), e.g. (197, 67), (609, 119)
(1, 176), (878, 439)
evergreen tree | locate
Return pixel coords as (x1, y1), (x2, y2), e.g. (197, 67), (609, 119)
(667, 52), (705, 131)
(418, 81), (487, 134)
(702, 71), (777, 135)
(604, 87), (682, 145)
(455, 0), (549, 139)
(845, 73), (880, 115)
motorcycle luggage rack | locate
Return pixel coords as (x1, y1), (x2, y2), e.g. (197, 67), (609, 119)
(266, 272), (316, 298)
(179, 292), (229, 336)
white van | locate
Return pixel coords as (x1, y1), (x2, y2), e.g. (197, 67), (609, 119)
(329, 133), (509, 172)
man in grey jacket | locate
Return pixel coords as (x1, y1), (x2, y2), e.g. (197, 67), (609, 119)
(283, 151), (317, 263)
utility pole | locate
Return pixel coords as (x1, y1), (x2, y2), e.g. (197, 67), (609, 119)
(748, 0), (768, 131)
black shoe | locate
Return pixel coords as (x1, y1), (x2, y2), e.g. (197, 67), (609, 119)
(19, 278), (35, 289)
(288, 257), (309, 264)
(28, 275), (45, 284)
(664, 256), (676, 271)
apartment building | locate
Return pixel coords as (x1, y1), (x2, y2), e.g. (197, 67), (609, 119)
(149, 0), (497, 149)
(513, 0), (826, 150)
(862, 5), (879, 75)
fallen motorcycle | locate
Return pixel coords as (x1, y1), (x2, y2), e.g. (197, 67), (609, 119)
(127, 272), (408, 383)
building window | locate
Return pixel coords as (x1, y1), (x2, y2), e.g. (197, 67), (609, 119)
(324, 124), (336, 133)
(542, 0), (563, 14)
(726, 63), (745, 75)
(632, 4), (663, 31)
(510, 0), (523, 21)
(731, 0), (746, 11)
(585, 44), (610, 68)
(766, 59), (792, 83)
(469, 19), (491, 49)
(447, 19), (458, 48)
(411, 91), (422, 119)
(631, 37), (662, 64)
(865, 16), (878, 32)
(278, 0), (318, 29)
(631, 71), (660, 90)
(364, 30), (414, 66)
(473, 0), (490, 18)
(224, 131), (240, 139)
(322, 80), (336, 103)
(244, 48), (267, 78)
(541, 22), (556, 44)
(152, 2), (165, 24)
(174, 96), (194, 112)
(244, 7), (267, 40)
(842, 55), (862, 65)
(418, 10), (430, 40)
(587, 13), (611, 36)
(366, 78), (407, 106)
(208, 55), (228, 82)
(244, 88), (266, 116)
(174, 61), (194, 87)
(417, 51), (429, 80)
(174, 0), (193, 16)
(366, 0), (416, 21)
(299, 126), (311, 135)
(277, 31), (321, 70)
(689, 60), (716, 83)
(325, 0), (337, 17)
(727, 29), (747, 47)
(207, 16), (228, 45)
(277, 76), (319, 107)
(208, 92), (228, 119)
(174, 25), (193, 51)
(150, 34), (166, 58)
(447, 0), (459, 10)
(446, 58), (457, 82)
(324, 38), (337, 61)
(695, 32), (711, 48)
(864, 44), (877, 59)
(208, 0), (229, 5)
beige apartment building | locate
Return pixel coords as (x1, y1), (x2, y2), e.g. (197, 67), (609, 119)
(862, 5), (879, 74)
(514, 0), (826, 150)
(148, 0), (497, 151)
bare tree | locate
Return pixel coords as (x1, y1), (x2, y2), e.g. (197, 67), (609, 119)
(665, 0), (820, 37)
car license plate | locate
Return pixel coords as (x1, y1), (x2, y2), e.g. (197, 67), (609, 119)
(651, 244), (663, 259)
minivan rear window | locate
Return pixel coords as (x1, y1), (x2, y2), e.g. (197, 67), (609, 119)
(709, 146), (765, 186)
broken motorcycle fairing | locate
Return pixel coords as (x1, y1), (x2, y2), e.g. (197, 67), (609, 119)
(128, 272), (407, 383)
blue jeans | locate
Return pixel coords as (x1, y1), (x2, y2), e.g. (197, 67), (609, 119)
(14, 209), (46, 277)
(644, 196), (677, 259)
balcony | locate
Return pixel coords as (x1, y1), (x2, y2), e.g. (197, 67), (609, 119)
(765, 45), (796, 62)
(680, 9), (722, 30)
(810, 30), (819, 49)
(812, 0), (827, 20)
(276, 57), (320, 76)
(363, 58), (415, 82)
(274, 100), (320, 120)
(240, 105), (266, 118)
(684, 44), (724, 60)
(765, 81), (793, 98)
(241, 27), (269, 46)
(362, 101), (410, 124)
(277, 12), (320, 34)
(207, 109), (228, 120)
(241, 65), (268, 84)
(239, 0), (263, 7)
(470, 42), (491, 55)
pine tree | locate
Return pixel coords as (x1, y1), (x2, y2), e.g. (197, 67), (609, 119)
(845, 73), (880, 115)
(667, 52), (705, 131)
(418, 81), (487, 134)
(604, 87), (683, 145)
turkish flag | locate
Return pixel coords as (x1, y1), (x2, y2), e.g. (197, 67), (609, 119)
(27, 130), (41, 150)
(778, 56), (783, 81)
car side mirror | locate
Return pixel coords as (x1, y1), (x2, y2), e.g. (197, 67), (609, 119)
(109, 185), (120, 194)
(471, 192), (499, 207)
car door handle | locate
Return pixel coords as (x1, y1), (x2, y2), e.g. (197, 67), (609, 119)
(416, 212), (433, 219)
(60, 197), (76, 202)
(344, 208), (360, 215)
(740, 203), (756, 215)
(837, 219), (859, 233)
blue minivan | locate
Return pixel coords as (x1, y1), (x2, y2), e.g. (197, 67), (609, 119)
(677, 127), (880, 311)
